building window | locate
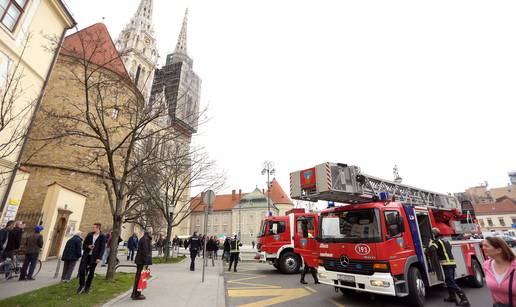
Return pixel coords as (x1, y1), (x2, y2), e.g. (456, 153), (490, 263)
(479, 219), (485, 227)
(196, 217), (200, 226)
(0, 0), (27, 32)
(487, 218), (493, 227)
(512, 217), (516, 225)
(223, 226), (228, 234)
(499, 218), (506, 227)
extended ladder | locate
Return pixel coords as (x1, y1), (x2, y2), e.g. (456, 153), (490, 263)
(290, 162), (459, 210)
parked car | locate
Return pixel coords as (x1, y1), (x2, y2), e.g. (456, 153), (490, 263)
(501, 236), (516, 247)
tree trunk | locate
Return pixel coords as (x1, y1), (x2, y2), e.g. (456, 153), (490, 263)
(106, 214), (123, 281)
(164, 223), (172, 261)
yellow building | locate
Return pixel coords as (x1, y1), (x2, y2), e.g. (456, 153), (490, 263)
(0, 0), (75, 225)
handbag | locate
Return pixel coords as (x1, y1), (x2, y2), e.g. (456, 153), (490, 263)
(137, 267), (150, 292)
(494, 269), (514, 307)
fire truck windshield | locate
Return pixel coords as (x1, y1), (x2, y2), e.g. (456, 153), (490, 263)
(319, 209), (382, 243)
(257, 220), (267, 237)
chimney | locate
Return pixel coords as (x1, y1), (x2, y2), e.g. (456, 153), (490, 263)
(232, 190), (236, 200)
(239, 189), (242, 198)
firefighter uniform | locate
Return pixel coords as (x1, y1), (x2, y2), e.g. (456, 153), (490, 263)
(228, 235), (242, 272)
(428, 228), (470, 307)
(186, 233), (201, 271)
(300, 233), (319, 284)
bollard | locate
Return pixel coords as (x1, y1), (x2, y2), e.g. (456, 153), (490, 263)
(53, 256), (61, 279)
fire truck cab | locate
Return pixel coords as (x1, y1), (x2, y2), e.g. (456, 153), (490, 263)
(291, 162), (484, 307)
(256, 208), (319, 274)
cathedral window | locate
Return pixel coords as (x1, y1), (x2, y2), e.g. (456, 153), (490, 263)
(134, 65), (141, 86)
(111, 108), (119, 119)
(0, 0), (28, 32)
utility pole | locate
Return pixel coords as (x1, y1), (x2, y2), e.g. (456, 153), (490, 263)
(261, 161), (275, 217)
(202, 190), (215, 283)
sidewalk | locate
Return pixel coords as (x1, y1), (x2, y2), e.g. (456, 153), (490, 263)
(104, 255), (225, 307)
(0, 251), (137, 300)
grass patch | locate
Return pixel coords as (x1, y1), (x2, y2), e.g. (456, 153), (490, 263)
(0, 272), (134, 307)
(152, 255), (186, 264)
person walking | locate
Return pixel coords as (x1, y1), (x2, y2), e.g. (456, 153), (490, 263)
(206, 237), (216, 267)
(300, 255), (319, 285)
(427, 228), (470, 306)
(77, 223), (106, 294)
(156, 235), (164, 257)
(3, 221), (24, 279)
(186, 232), (201, 271)
(228, 234), (242, 272)
(223, 237), (231, 263)
(19, 225), (44, 281)
(127, 233), (138, 261)
(61, 231), (82, 282)
(101, 231), (112, 267)
(214, 238), (219, 260)
(482, 236), (516, 307)
(131, 230), (152, 300)
(252, 240), (255, 249)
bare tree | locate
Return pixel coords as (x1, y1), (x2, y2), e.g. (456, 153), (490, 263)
(0, 36), (37, 185)
(23, 27), (205, 280)
(127, 137), (225, 261)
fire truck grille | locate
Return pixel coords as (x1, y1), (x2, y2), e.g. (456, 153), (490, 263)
(321, 258), (375, 275)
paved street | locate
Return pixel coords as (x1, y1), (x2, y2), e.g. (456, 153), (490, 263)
(224, 262), (492, 307)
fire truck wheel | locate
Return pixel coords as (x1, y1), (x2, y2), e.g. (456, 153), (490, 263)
(279, 252), (301, 274)
(407, 266), (425, 307)
(468, 259), (484, 288)
(273, 261), (280, 271)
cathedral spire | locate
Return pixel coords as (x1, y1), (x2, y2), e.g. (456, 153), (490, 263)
(175, 8), (188, 55)
(135, 0), (153, 25)
(166, 8), (192, 67)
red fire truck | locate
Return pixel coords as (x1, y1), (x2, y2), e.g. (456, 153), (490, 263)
(290, 162), (484, 307)
(255, 208), (319, 274)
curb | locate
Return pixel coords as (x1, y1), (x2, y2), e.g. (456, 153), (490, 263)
(102, 276), (156, 307)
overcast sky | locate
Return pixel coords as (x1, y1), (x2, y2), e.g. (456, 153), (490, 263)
(65, 0), (515, 197)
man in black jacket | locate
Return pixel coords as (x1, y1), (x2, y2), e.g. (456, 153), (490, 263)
(77, 223), (106, 294)
(3, 221), (24, 279)
(186, 232), (201, 271)
(132, 231), (152, 300)
(0, 220), (14, 257)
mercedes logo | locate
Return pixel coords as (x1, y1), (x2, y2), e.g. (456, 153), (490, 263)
(340, 256), (350, 266)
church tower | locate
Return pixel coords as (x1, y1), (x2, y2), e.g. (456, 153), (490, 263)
(150, 9), (201, 134)
(116, 0), (158, 101)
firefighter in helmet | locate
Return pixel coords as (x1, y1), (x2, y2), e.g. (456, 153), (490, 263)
(427, 227), (470, 307)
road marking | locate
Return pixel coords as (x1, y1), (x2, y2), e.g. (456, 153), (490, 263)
(304, 286), (317, 293)
(226, 271), (278, 289)
(228, 288), (311, 307)
(328, 298), (345, 307)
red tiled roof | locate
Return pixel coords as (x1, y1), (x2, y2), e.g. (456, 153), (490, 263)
(61, 23), (129, 79)
(473, 197), (516, 214)
(266, 178), (293, 205)
(191, 193), (246, 212)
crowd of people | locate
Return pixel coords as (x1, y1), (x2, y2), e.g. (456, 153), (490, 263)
(3, 218), (516, 306)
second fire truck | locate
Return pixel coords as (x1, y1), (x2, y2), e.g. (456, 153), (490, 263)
(290, 162), (484, 307)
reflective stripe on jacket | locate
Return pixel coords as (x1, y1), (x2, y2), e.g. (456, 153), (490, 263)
(428, 238), (456, 266)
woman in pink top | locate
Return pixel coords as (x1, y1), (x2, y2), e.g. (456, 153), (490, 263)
(483, 236), (516, 307)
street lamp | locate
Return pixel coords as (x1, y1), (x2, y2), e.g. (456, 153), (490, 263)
(261, 161), (275, 217)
